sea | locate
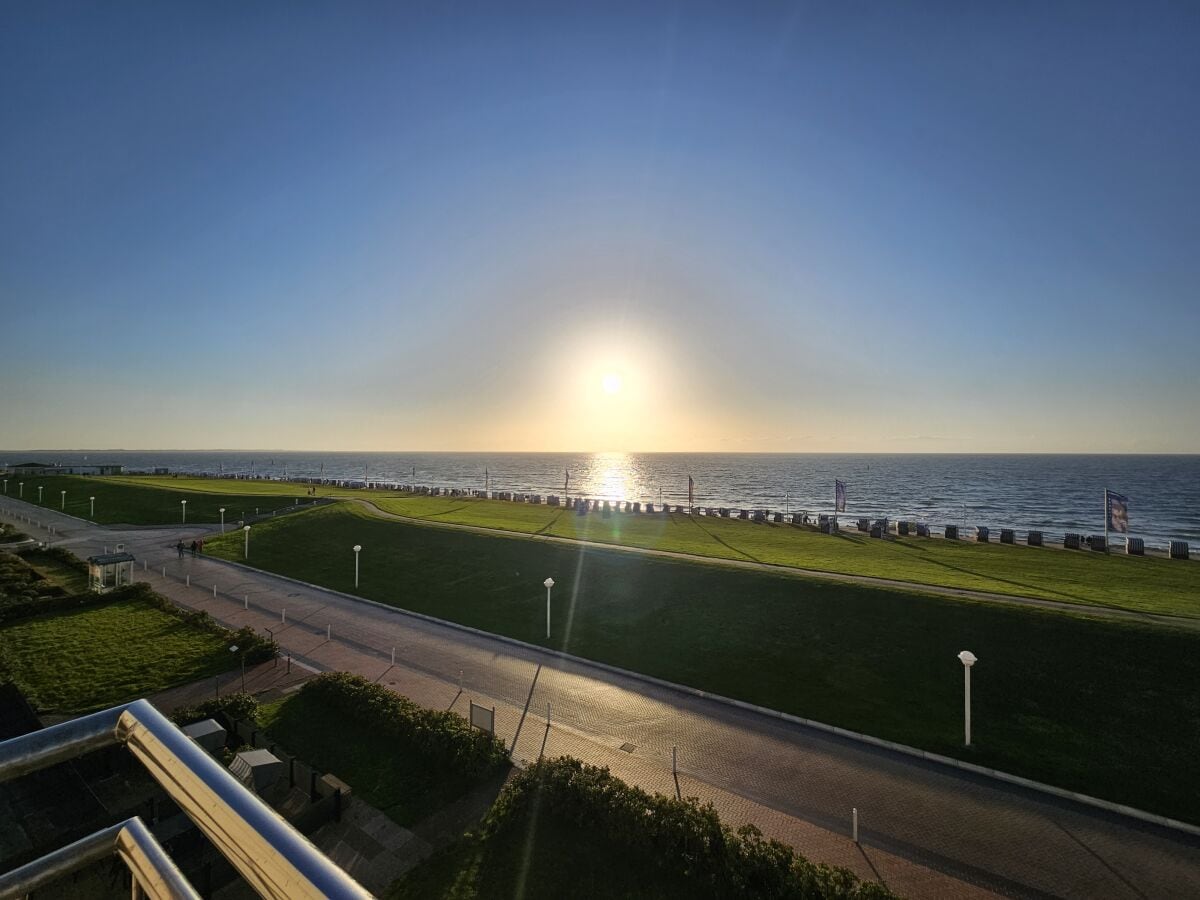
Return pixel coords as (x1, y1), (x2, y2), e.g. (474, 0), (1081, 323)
(3, 451), (1199, 547)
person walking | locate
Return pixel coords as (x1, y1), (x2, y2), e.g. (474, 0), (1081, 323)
(198, 538), (204, 554)
(190, 540), (197, 558)
(176, 540), (184, 559)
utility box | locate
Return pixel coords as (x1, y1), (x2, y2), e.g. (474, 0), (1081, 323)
(183, 719), (227, 754)
(230, 749), (283, 793)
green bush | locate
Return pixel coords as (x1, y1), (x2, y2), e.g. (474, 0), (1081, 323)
(298, 672), (508, 778)
(170, 692), (260, 727)
(482, 758), (896, 899)
(18, 546), (86, 572)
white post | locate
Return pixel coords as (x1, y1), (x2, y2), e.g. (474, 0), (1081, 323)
(852, 808), (859, 843)
(958, 651), (977, 746)
(546, 701), (551, 728)
(544, 577), (555, 639)
(672, 745), (677, 775)
(353, 545), (362, 588)
(220, 508), (225, 533)
(162, 566), (166, 577)
(244, 525), (251, 558)
(90, 496), (95, 517)
(186, 575), (190, 587)
(213, 585), (217, 598)
(326, 624), (331, 641)
(281, 608), (286, 624)
(244, 595), (249, 610)
(1103, 488), (1109, 551)
(60, 490), (65, 510)
(391, 646), (396, 665)
(181, 500), (186, 524)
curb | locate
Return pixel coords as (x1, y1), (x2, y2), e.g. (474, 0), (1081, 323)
(194, 552), (1200, 839)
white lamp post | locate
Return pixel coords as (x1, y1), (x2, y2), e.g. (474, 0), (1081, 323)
(90, 496), (95, 518)
(957, 650), (977, 746)
(544, 577), (555, 639)
(181, 499), (187, 524)
(18, 483), (23, 498)
(243, 525), (251, 558)
(37, 486), (43, 503)
(353, 544), (362, 588)
(219, 508), (226, 533)
(60, 490), (66, 510)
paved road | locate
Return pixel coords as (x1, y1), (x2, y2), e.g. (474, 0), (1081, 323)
(3, 497), (1198, 899)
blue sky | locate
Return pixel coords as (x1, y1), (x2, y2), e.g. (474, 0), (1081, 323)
(2, 2), (1197, 452)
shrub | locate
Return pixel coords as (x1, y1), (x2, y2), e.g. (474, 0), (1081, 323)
(298, 672), (508, 777)
(481, 757), (897, 899)
(171, 692), (261, 727)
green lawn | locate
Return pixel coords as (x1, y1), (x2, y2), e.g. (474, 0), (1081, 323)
(14, 475), (309, 525)
(204, 504), (1200, 824)
(0, 596), (232, 713)
(368, 494), (1200, 617)
(17, 550), (88, 594)
(43, 476), (1199, 616)
(256, 691), (495, 826)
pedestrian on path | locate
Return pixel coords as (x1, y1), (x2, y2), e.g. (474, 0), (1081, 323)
(198, 538), (204, 554)
(190, 540), (197, 558)
(176, 540), (184, 559)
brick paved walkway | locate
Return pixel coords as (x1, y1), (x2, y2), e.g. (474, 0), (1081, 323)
(3, 498), (1198, 899)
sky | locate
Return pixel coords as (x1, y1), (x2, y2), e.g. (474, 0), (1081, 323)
(2, 2), (1198, 453)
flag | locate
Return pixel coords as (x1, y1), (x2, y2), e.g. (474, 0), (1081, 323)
(835, 479), (847, 513)
(1106, 490), (1129, 533)
(485, 467), (489, 492)
(688, 475), (694, 508)
(565, 470), (570, 493)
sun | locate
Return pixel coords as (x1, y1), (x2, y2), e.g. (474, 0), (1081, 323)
(602, 372), (622, 395)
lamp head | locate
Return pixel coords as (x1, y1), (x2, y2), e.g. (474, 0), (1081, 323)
(957, 650), (977, 667)
(353, 544), (362, 552)
(544, 577), (555, 589)
(243, 525), (251, 532)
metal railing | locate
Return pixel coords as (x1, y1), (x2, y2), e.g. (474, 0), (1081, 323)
(0, 698), (373, 900)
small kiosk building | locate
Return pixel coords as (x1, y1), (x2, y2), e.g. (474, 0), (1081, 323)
(87, 552), (136, 593)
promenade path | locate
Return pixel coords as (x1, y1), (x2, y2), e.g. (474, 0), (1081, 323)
(2, 497), (1198, 899)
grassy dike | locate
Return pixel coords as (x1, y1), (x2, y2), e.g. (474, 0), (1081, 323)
(204, 503), (1200, 824)
(12, 474), (306, 525)
(52, 475), (1200, 617)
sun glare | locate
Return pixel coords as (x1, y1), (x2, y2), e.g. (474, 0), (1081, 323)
(602, 373), (622, 395)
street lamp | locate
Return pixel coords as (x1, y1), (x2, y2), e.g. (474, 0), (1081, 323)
(543, 577), (555, 639)
(60, 490), (66, 510)
(243, 525), (251, 558)
(353, 544), (362, 588)
(230, 644), (246, 692)
(219, 508), (226, 533)
(90, 496), (95, 518)
(18, 483), (23, 498)
(957, 650), (977, 746)
(37, 486), (43, 503)
(181, 499), (187, 524)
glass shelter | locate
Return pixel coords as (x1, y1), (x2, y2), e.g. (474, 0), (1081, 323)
(86, 552), (136, 593)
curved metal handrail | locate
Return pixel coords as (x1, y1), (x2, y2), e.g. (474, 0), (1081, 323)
(0, 698), (373, 899)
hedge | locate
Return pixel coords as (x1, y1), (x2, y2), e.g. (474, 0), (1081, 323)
(297, 672), (509, 778)
(481, 757), (897, 899)
(171, 692), (261, 728)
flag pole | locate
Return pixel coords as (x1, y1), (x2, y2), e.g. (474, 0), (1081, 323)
(1104, 488), (1109, 550)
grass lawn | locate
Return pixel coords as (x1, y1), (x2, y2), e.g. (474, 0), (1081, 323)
(17, 550), (88, 594)
(257, 690), (496, 826)
(15, 475), (309, 525)
(204, 504), (1200, 824)
(369, 494), (1200, 617)
(0, 596), (232, 713)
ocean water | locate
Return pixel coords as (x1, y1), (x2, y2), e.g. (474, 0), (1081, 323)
(3, 451), (1198, 546)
